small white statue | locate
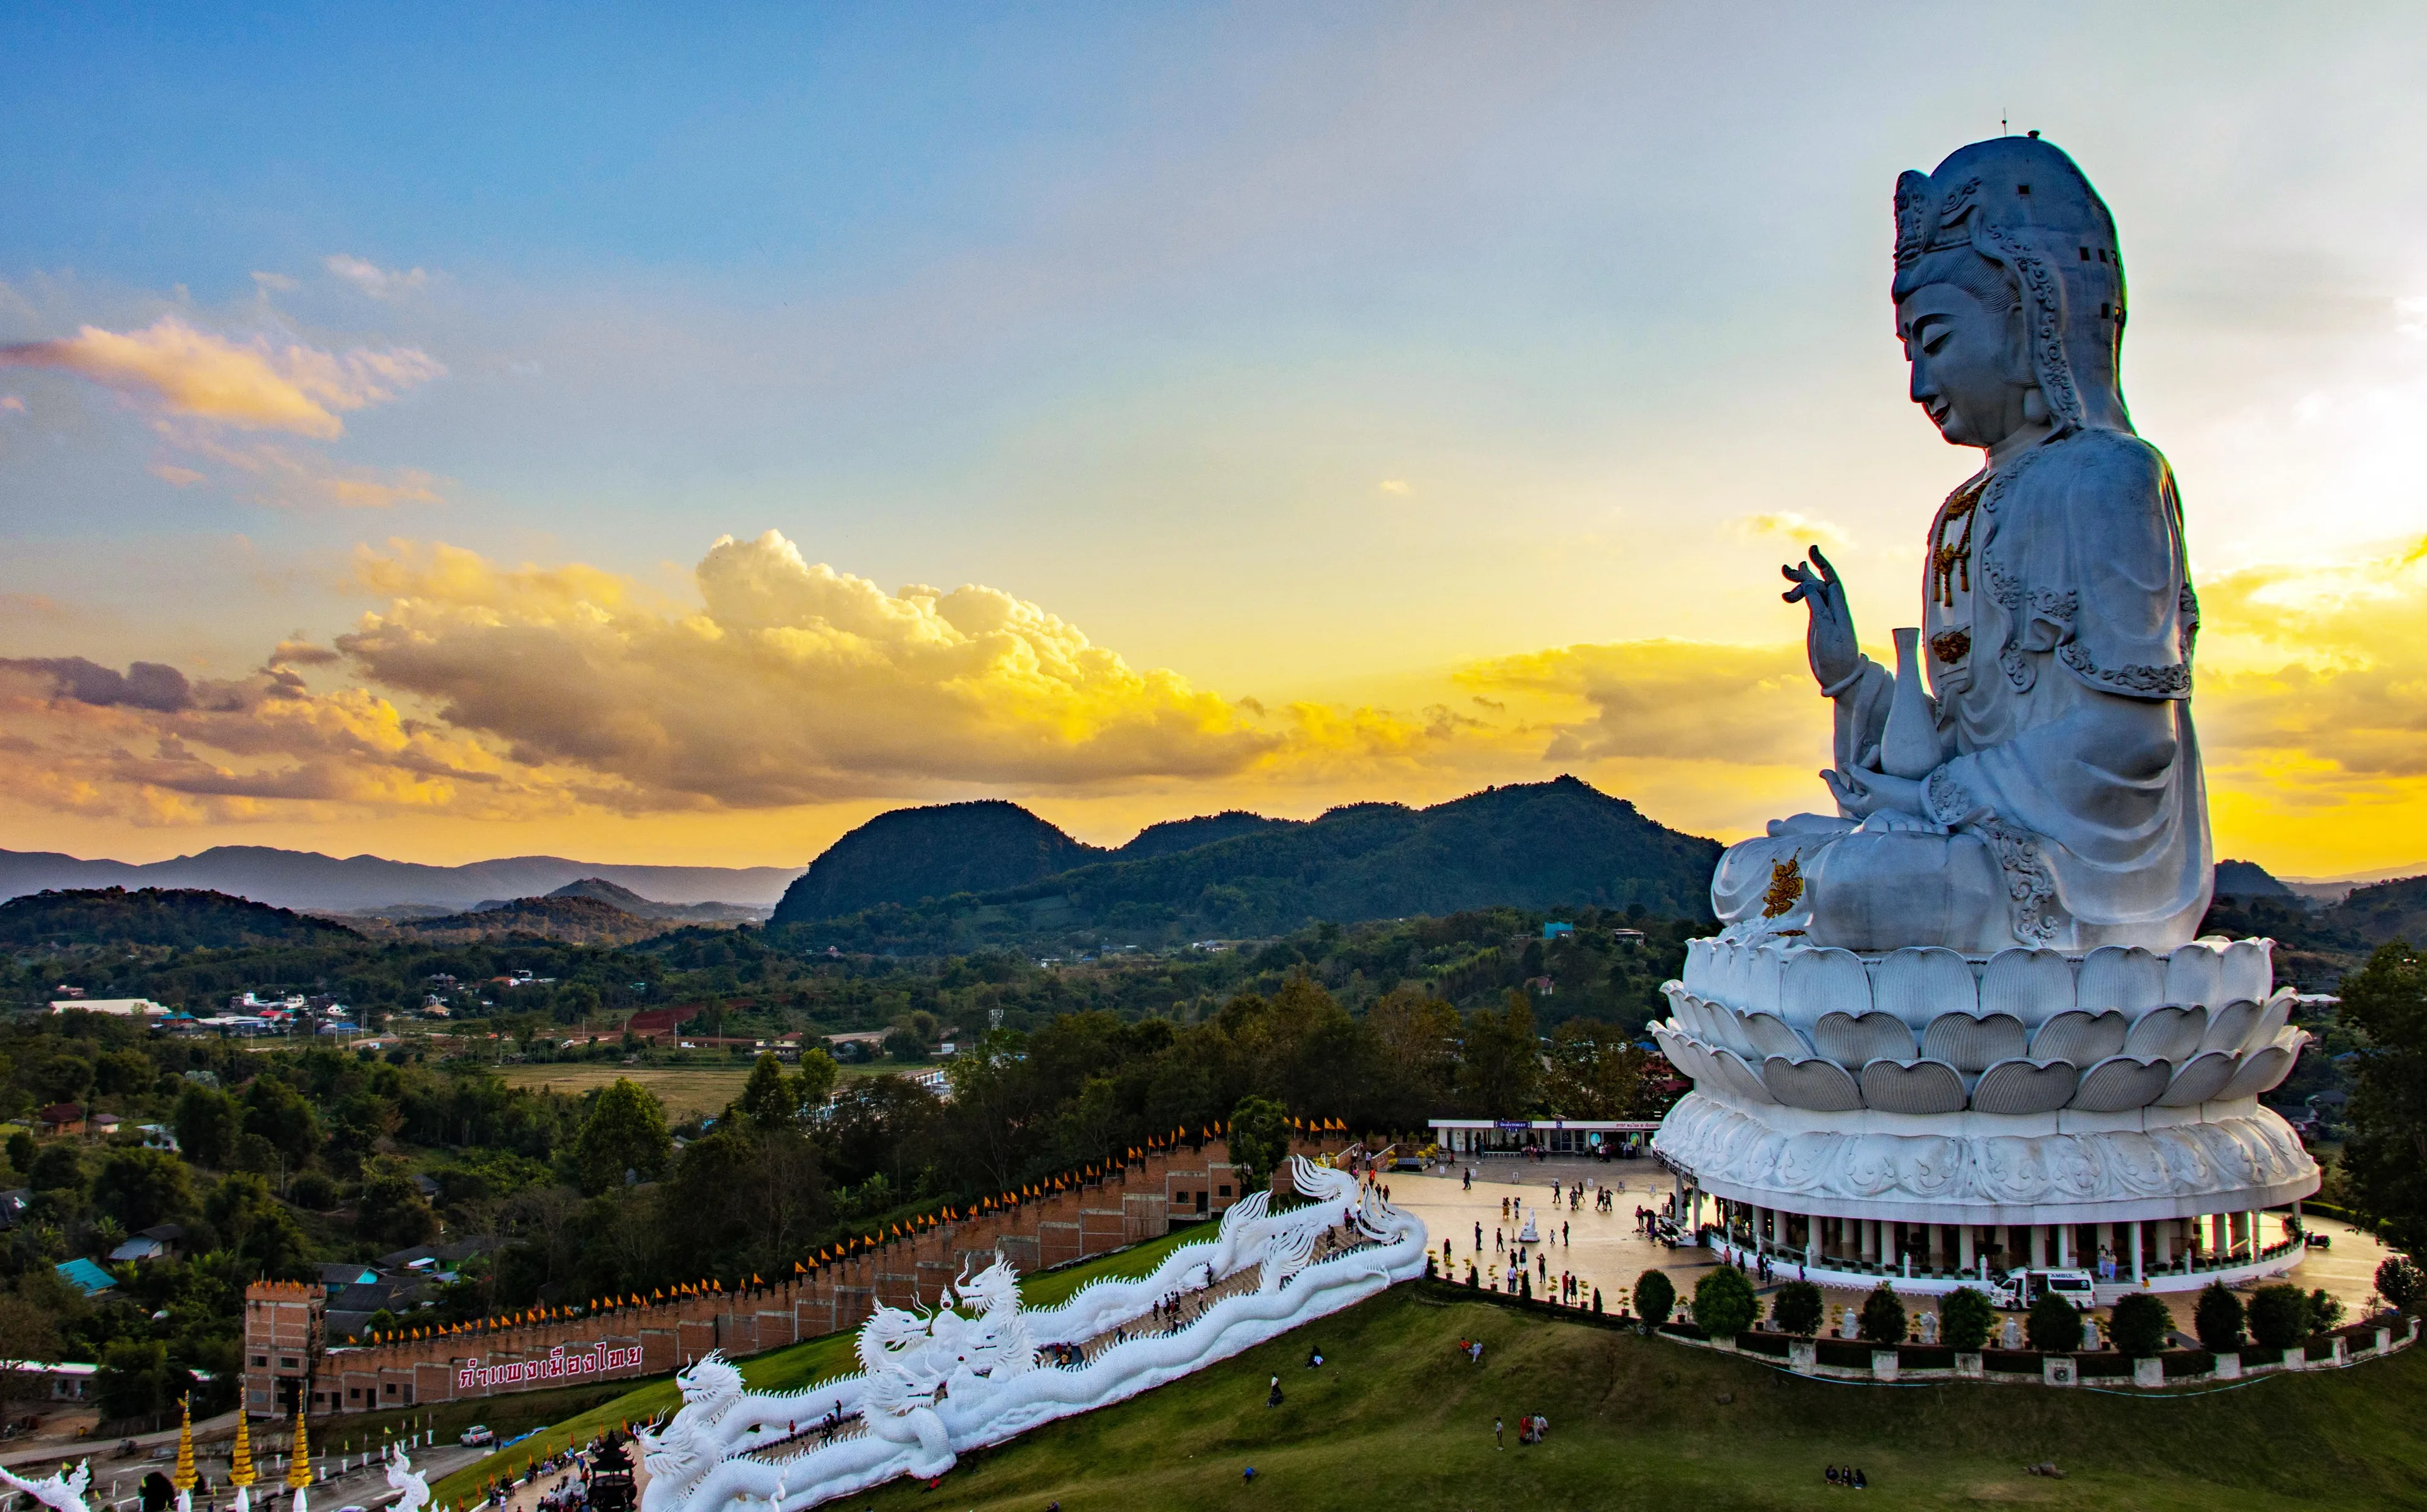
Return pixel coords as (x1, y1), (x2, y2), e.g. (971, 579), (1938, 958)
(1838, 1306), (1861, 1340)
(1918, 1310), (1939, 1345)
(2001, 1314), (2024, 1350)
(1517, 1207), (1540, 1245)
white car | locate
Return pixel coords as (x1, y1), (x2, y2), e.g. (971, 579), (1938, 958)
(460, 1425), (494, 1447)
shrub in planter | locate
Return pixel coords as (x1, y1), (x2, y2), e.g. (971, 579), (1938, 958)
(2027, 1291), (2084, 1352)
(1695, 1266), (1758, 1341)
(2376, 1255), (2424, 1310)
(1634, 1269), (1676, 1329)
(1941, 1286), (1995, 1352)
(1770, 1279), (1824, 1336)
(2246, 1283), (2312, 1350)
(2108, 1291), (2173, 1357)
(2309, 1288), (2344, 1331)
(1859, 1282), (1907, 1344)
(2194, 1280), (2246, 1353)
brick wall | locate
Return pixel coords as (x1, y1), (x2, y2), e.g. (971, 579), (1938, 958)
(260, 1128), (1347, 1417)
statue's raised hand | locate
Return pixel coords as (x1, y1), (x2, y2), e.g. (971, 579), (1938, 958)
(1781, 545), (1860, 691)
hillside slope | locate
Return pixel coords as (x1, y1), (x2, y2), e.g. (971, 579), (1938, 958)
(773, 800), (1104, 922)
(0, 847), (801, 911)
(774, 776), (1720, 941)
(0, 887), (360, 949)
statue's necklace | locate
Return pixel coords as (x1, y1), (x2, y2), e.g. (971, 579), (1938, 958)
(1930, 475), (1988, 608)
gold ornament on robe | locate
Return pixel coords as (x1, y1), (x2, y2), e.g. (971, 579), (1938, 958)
(1761, 854), (1804, 919)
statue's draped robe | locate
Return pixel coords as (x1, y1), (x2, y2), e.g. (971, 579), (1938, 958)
(1714, 430), (2211, 952)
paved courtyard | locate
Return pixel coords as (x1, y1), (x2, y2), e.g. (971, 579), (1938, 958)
(1384, 1155), (2395, 1336)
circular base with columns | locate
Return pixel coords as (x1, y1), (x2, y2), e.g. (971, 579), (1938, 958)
(1648, 936), (2320, 1293)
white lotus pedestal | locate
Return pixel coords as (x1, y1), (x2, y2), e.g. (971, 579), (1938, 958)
(1649, 936), (2318, 1296)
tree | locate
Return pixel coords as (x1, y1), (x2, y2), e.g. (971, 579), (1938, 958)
(791, 1048), (839, 1113)
(29, 1142), (83, 1194)
(1694, 1266), (1758, 1340)
(1364, 987), (1461, 1126)
(2193, 1279), (2245, 1353)
(1940, 1287), (1995, 1351)
(2246, 1283), (2313, 1351)
(2108, 1291), (2173, 1357)
(4, 1130), (32, 1176)
(355, 1157), (439, 1247)
(573, 1079), (672, 1195)
(0, 1293), (63, 1422)
(1545, 1020), (1648, 1120)
(2026, 1290), (2083, 1352)
(882, 1028), (928, 1063)
(735, 1053), (797, 1131)
(203, 1173), (307, 1278)
(240, 1076), (322, 1166)
(171, 1085), (242, 1170)
(1633, 1268), (1675, 1328)
(1457, 992), (1542, 1116)
(1227, 1096), (1290, 1191)
(1859, 1283), (1907, 1345)
(92, 1048), (156, 1098)
(91, 1147), (195, 1233)
(97, 1339), (181, 1421)
(2337, 942), (2427, 1255)
(1770, 1279), (1824, 1336)
(2376, 1254), (2424, 1310)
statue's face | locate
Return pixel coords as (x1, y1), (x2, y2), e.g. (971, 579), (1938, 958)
(1897, 282), (2031, 450)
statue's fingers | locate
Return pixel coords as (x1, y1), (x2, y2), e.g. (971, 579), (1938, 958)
(1808, 545), (1840, 585)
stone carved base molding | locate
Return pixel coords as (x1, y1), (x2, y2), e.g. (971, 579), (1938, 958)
(1653, 1091), (2318, 1225)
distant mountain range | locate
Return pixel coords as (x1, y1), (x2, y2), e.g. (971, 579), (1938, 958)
(0, 887), (360, 950)
(770, 775), (1722, 941)
(0, 847), (801, 913)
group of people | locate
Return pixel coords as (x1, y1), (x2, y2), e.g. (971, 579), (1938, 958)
(1825, 1466), (1870, 1490)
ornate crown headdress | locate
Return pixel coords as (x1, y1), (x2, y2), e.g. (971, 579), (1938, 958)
(1892, 135), (2134, 436)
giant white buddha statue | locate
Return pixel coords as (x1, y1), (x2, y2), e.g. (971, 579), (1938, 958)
(1713, 133), (2208, 954)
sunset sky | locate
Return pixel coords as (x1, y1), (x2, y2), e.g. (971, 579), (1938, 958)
(3, 4), (2424, 877)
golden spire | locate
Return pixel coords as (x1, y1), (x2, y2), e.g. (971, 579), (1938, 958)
(229, 1412), (257, 1488)
(172, 1397), (198, 1492)
(286, 1405), (313, 1489)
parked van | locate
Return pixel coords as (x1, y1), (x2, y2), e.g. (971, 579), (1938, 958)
(1985, 1268), (2097, 1310)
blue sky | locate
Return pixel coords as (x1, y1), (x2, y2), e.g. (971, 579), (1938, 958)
(3, 4), (2425, 869)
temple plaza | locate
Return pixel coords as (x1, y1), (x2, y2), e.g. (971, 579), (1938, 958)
(1388, 1154), (2388, 1338)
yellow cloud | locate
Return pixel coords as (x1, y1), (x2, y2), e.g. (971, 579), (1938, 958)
(331, 531), (1310, 808)
(1727, 511), (1852, 550)
(13, 531), (2427, 876)
(0, 316), (442, 438)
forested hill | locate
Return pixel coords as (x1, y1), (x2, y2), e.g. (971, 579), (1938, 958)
(772, 776), (1721, 942)
(0, 886), (360, 949)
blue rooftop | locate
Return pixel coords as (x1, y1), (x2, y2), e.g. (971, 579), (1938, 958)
(55, 1258), (117, 1296)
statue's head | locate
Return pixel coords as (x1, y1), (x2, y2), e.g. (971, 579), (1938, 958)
(1892, 135), (2132, 449)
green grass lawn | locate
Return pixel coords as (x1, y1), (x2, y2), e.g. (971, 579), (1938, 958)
(429, 1224), (1212, 1505)
(442, 1257), (2427, 1510)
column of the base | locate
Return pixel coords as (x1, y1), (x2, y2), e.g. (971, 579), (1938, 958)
(1804, 1213), (1818, 1270)
(2056, 1223), (2071, 1268)
(2130, 1220), (2144, 1283)
(1958, 1224), (1974, 1274)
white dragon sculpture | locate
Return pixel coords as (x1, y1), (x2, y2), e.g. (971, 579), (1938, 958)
(386, 1449), (431, 1512)
(0, 1460), (92, 1512)
(635, 1156), (1424, 1512)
